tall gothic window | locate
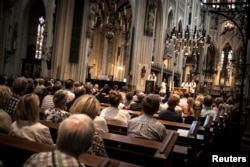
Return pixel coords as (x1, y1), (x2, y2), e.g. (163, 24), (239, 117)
(35, 16), (45, 59)
(221, 47), (233, 79)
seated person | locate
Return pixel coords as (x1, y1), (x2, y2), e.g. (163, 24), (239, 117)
(200, 95), (216, 124)
(129, 92), (145, 111)
(0, 85), (12, 134)
(158, 95), (183, 123)
(23, 114), (95, 166)
(100, 90), (130, 123)
(121, 92), (134, 109)
(182, 97), (195, 124)
(70, 95), (108, 156)
(41, 85), (62, 110)
(43, 90), (70, 123)
(128, 94), (167, 142)
(9, 93), (53, 145)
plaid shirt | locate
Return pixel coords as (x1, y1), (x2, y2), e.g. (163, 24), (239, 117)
(23, 150), (85, 167)
(128, 114), (167, 142)
(5, 93), (20, 116)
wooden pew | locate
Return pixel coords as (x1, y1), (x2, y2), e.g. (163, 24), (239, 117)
(0, 133), (55, 166)
(106, 119), (128, 135)
(101, 130), (179, 167)
(40, 120), (59, 143)
(39, 119), (204, 166)
(0, 133), (141, 167)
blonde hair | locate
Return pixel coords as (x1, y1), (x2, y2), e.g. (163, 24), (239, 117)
(70, 95), (100, 120)
(187, 97), (194, 113)
(0, 85), (12, 109)
(194, 100), (203, 120)
(15, 93), (40, 122)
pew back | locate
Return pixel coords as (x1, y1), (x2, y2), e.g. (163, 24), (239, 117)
(101, 131), (179, 167)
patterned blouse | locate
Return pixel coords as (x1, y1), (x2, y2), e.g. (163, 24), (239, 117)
(87, 131), (107, 157)
(44, 108), (70, 123)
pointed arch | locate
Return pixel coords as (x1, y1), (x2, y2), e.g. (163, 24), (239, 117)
(206, 40), (218, 71)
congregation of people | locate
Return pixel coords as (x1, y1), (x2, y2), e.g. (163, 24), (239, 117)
(0, 74), (239, 166)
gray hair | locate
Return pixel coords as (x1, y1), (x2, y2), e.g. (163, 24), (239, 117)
(56, 114), (95, 158)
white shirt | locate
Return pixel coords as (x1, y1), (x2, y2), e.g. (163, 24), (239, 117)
(189, 82), (196, 93)
(99, 106), (131, 123)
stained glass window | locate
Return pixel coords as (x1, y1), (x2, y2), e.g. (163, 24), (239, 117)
(35, 16), (45, 59)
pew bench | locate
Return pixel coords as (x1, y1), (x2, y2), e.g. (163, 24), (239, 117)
(0, 133), (142, 167)
(101, 131), (179, 167)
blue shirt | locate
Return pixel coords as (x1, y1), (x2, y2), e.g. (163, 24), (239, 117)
(158, 107), (183, 123)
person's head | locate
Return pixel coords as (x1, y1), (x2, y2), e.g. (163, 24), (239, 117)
(167, 95), (179, 108)
(120, 86), (128, 92)
(93, 84), (99, 90)
(204, 95), (213, 107)
(56, 114), (95, 158)
(65, 79), (74, 90)
(0, 85), (12, 109)
(113, 84), (118, 90)
(195, 94), (204, 105)
(108, 90), (122, 107)
(142, 94), (161, 115)
(187, 97), (194, 106)
(226, 97), (234, 105)
(214, 97), (223, 106)
(25, 78), (34, 94)
(136, 92), (146, 103)
(70, 95), (100, 120)
(194, 100), (203, 110)
(12, 77), (28, 95)
(53, 90), (68, 108)
(38, 78), (45, 85)
(74, 86), (86, 98)
(15, 93), (40, 122)
(194, 100), (203, 120)
(125, 92), (133, 101)
(52, 85), (63, 95)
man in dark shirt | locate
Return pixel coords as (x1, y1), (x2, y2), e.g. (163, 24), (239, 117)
(158, 94), (183, 123)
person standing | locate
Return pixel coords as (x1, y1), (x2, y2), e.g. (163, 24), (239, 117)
(189, 80), (197, 97)
(181, 80), (190, 92)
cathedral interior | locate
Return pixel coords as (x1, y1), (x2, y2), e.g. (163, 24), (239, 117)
(0, 0), (250, 166)
(1, 0), (249, 97)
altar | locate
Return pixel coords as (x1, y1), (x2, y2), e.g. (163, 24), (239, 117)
(170, 87), (188, 94)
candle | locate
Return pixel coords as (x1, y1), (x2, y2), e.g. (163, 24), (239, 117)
(124, 7), (126, 15)
(107, 16), (109, 24)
